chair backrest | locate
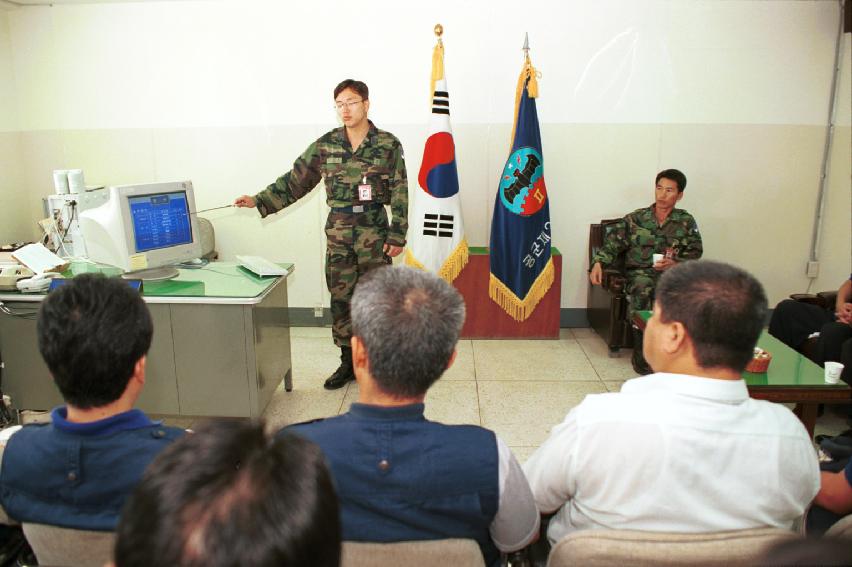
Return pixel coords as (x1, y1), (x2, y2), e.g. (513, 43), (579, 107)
(546, 528), (800, 567)
(341, 539), (485, 567)
(22, 523), (115, 567)
(824, 514), (852, 540)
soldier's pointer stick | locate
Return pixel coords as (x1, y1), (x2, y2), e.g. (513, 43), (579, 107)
(192, 204), (234, 215)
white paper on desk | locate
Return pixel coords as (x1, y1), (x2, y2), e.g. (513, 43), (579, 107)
(11, 243), (69, 274)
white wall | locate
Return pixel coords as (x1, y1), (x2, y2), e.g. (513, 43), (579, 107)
(2, 0), (850, 311)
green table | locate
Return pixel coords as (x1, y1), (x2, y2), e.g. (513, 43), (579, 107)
(634, 311), (851, 436)
(0, 262), (294, 418)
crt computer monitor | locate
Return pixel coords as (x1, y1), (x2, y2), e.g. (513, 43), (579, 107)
(79, 181), (202, 280)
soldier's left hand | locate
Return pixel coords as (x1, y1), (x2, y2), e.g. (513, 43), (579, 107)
(384, 244), (403, 258)
(653, 258), (676, 271)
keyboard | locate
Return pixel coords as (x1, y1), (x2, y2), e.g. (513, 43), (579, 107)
(235, 255), (287, 277)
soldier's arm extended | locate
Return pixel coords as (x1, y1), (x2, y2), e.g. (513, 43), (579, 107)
(678, 216), (703, 260)
(253, 141), (324, 218)
(591, 218), (629, 268)
(386, 141), (409, 247)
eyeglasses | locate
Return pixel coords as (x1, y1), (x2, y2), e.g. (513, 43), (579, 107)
(334, 99), (364, 112)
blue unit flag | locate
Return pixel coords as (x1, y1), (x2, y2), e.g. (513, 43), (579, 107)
(489, 55), (553, 321)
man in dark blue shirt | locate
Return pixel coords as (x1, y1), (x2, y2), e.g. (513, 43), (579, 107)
(284, 267), (538, 567)
(0, 275), (184, 530)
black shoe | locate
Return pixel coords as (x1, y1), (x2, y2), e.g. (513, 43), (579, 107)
(631, 328), (652, 375)
(323, 364), (355, 390)
(324, 346), (354, 390)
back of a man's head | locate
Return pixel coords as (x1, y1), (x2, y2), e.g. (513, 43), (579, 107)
(37, 274), (152, 409)
(114, 420), (340, 567)
(655, 260), (767, 372)
(351, 266), (465, 398)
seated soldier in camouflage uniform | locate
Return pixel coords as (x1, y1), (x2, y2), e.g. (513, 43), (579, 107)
(589, 169), (702, 374)
(235, 79), (408, 390)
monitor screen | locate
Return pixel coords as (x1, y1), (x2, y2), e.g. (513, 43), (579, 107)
(128, 191), (193, 253)
(79, 181), (202, 279)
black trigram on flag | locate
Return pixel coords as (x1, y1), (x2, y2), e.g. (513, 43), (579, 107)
(423, 213), (454, 238)
(432, 90), (449, 115)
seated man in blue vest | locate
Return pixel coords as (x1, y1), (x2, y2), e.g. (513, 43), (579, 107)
(0, 274), (185, 530)
(284, 266), (539, 566)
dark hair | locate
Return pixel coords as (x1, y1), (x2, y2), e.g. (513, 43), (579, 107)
(656, 169), (687, 192)
(351, 266), (465, 398)
(115, 420), (341, 567)
(36, 274), (152, 409)
(334, 79), (369, 101)
(656, 260), (767, 372)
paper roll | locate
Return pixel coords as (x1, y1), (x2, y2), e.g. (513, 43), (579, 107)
(67, 169), (85, 194)
(53, 170), (69, 195)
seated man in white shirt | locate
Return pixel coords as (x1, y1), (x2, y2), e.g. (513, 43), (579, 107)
(524, 260), (819, 545)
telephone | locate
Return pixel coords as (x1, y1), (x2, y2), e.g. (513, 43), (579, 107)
(0, 266), (35, 291)
(16, 271), (65, 293)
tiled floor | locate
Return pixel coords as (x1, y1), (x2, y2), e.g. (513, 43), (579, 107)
(257, 327), (850, 461)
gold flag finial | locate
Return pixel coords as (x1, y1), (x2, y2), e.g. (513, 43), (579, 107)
(434, 23), (443, 38)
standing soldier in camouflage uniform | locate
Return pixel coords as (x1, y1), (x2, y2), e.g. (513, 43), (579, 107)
(235, 79), (408, 390)
(589, 169), (702, 374)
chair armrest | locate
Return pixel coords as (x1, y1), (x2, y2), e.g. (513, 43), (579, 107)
(817, 291), (839, 309)
(790, 294), (828, 309)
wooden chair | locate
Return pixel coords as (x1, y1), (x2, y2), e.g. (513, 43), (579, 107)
(546, 528), (799, 567)
(587, 220), (633, 356)
(341, 539), (485, 567)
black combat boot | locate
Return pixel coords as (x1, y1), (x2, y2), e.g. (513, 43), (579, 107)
(631, 327), (653, 375)
(324, 346), (355, 390)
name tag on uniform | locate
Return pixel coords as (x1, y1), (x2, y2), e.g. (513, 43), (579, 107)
(327, 157), (343, 164)
(358, 183), (372, 201)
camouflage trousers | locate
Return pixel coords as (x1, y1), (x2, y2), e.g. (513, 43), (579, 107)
(625, 268), (661, 318)
(325, 207), (391, 348)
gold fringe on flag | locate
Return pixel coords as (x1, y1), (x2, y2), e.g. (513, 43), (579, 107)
(404, 249), (426, 271)
(489, 257), (554, 322)
(404, 238), (470, 284)
(437, 238), (469, 282)
(509, 55), (539, 149)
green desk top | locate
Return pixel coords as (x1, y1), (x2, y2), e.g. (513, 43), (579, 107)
(469, 246), (561, 256)
(1, 261), (293, 304)
(636, 310), (844, 389)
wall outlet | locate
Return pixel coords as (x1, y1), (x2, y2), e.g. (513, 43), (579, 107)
(806, 261), (820, 278)
(313, 304), (324, 318)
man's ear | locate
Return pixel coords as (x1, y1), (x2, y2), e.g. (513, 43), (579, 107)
(662, 321), (688, 355)
(351, 336), (368, 371)
(676, 191), (684, 203)
(132, 355), (147, 386)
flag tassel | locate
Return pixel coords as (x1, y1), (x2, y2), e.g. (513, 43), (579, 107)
(488, 257), (554, 322)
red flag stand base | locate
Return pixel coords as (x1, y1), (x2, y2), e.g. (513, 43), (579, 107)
(453, 247), (561, 339)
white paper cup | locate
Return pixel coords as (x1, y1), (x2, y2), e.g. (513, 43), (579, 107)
(652, 253), (664, 265)
(67, 169), (86, 194)
(825, 361), (844, 384)
(52, 170), (69, 194)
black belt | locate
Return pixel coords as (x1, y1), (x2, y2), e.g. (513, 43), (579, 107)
(330, 203), (384, 213)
